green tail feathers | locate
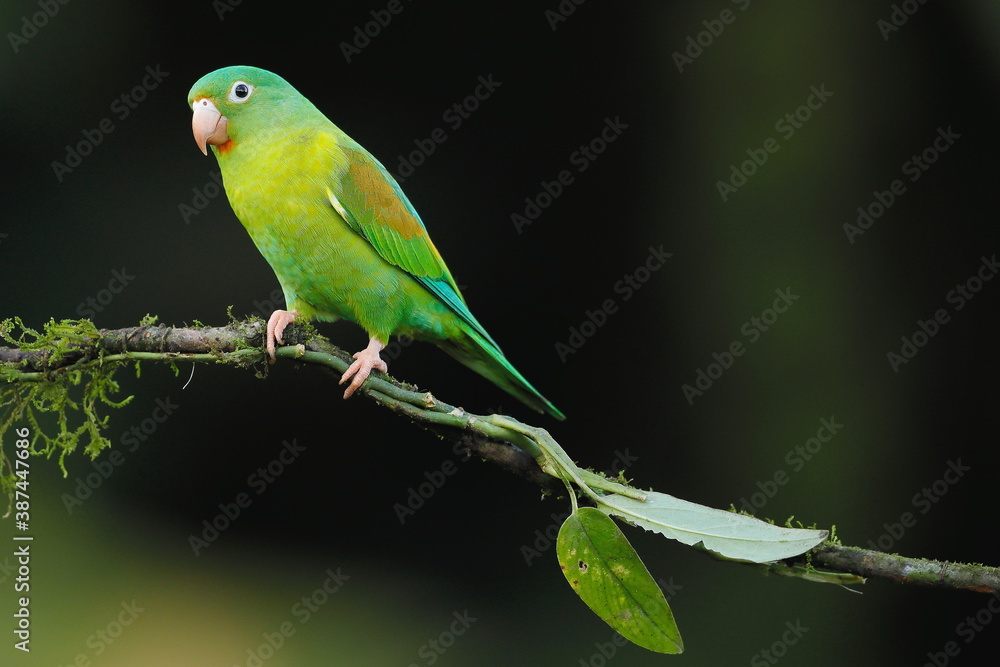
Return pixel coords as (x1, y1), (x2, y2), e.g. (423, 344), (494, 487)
(438, 331), (565, 421)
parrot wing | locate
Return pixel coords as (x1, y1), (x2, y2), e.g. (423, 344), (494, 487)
(321, 131), (501, 350)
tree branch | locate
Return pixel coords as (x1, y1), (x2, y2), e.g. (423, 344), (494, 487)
(810, 546), (1000, 593)
(1, 318), (996, 594)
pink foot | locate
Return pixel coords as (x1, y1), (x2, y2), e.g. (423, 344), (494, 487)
(265, 309), (299, 363)
(340, 337), (387, 398)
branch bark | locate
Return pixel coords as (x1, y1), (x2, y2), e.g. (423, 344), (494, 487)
(811, 546), (1000, 593)
(1, 319), (996, 594)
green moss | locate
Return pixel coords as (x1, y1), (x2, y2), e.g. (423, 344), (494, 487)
(0, 318), (132, 513)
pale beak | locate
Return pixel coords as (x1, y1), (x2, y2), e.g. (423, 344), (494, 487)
(191, 98), (229, 155)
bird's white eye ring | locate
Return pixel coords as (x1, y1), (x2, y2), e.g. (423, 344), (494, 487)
(229, 81), (254, 103)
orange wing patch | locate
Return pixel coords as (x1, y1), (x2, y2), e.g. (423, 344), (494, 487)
(347, 161), (425, 241)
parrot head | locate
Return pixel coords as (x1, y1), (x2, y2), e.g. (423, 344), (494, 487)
(187, 65), (309, 155)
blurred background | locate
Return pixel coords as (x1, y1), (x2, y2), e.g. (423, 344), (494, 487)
(1, 1), (998, 664)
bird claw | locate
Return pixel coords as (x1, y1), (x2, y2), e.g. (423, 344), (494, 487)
(266, 312), (385, 397)
(340, 340), (387, 398)
(265, 309), (299, 363)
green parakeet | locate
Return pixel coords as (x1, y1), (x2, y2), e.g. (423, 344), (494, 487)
(187, 65), (564, 420)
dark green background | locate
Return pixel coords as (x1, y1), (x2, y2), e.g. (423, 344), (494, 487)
(1, 1), (998, 665)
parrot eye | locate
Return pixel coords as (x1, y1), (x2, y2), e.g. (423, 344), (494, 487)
(228, 81), (254, 103)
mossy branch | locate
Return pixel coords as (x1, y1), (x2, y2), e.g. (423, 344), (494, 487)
(810, 545), (1000, 593)
(1, 317), (997, 594)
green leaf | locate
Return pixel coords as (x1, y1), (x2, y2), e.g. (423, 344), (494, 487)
(557, 507), (683, 654)
(597, 491), (827, 563)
